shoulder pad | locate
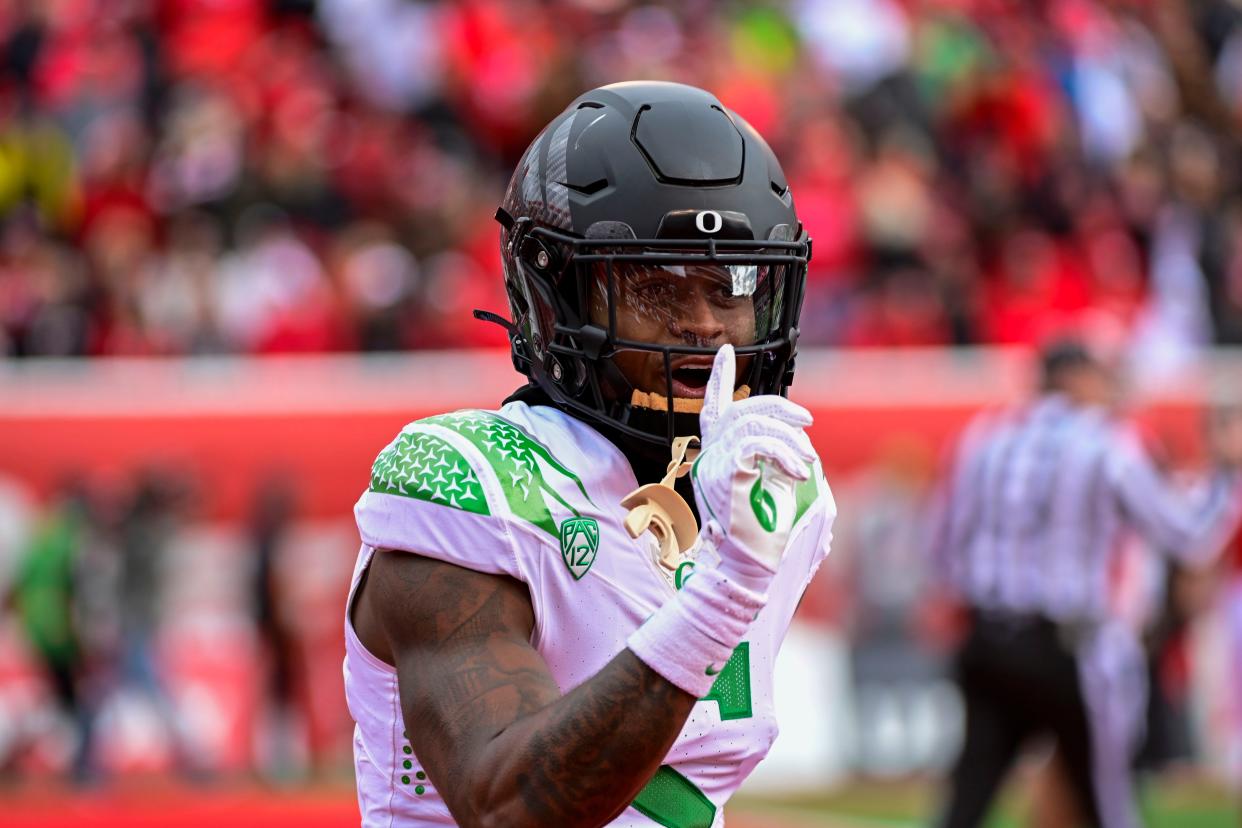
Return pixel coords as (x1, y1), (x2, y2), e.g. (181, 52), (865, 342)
(368, 410), (593, 541)
(370, 426), (489, 515)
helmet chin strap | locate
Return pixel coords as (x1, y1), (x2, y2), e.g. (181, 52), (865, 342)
(621, 436), (701, 574)
(629, 385), (751, 414)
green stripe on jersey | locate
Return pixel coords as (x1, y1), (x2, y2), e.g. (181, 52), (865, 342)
(701, 642), (752, 721)
(793, 461), (822, 526)
(631, 765), (717, 828)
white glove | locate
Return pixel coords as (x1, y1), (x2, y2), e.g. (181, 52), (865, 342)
(627, 345), (816, 695)
(690, 344), (815, 594)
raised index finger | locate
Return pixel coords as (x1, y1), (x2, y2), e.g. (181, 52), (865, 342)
(700, 343), (736, 439)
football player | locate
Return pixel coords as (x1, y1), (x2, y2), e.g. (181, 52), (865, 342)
(345, 81), (835, 827)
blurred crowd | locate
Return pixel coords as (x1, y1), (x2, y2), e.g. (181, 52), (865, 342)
(0, 468), (354, 781)
(1, 0), (1241, 360)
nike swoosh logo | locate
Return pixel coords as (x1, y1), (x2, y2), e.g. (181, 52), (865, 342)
(705, 664), (721, 676)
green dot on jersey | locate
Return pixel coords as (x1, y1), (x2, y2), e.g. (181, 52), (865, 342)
(403, 759), (412, 770)
(415, 785), (426, 795)
(402, 745), (412, 755)
(416, 771), (426, 780)
(401, 775), (410, 785)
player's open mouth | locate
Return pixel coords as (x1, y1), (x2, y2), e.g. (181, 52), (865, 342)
(670, 361), (713, 398)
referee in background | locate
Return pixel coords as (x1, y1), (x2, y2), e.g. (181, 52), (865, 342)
(929, 340), (1242, 828)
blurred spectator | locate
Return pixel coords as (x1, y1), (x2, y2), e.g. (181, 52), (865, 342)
(0, 1), (1238, 358)
(833, 437), (953, 775)
(1134, 562), (1213, 773)
(114, 468), (195, 774)
(249, 475), (302, 780)
(1199, 406), (1242, 784)
(7, 481), (98, 782)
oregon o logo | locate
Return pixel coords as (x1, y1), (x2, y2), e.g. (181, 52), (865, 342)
(695, 210), (722, 234)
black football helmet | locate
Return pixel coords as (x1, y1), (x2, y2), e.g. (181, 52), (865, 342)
(481, 81), (811, 447)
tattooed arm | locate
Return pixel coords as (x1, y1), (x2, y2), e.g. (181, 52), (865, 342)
(351, 548), (698, 828)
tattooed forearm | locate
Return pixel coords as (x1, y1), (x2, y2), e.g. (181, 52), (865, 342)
(365, 551), (697, 828)
(505, 649), (694, 826)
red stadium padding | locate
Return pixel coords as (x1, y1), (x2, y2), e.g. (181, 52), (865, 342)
(0, 350), (1221, 520)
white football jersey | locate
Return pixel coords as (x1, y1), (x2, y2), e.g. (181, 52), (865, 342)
(344, 400), (835, 827)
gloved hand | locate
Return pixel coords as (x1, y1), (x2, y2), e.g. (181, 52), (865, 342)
(690, 344), (815, 594)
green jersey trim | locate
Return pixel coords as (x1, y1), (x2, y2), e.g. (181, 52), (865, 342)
(792, 459), (823, 527)
(631, 765), (717, 828)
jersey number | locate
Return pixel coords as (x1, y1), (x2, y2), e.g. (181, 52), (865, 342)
(630, 643), (753, 828)
(701, 642), (752, 721)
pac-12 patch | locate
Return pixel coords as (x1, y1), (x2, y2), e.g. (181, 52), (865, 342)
(560, 517), (600, 580)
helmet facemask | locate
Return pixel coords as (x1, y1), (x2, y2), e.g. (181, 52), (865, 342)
(495, 215), (808, 447)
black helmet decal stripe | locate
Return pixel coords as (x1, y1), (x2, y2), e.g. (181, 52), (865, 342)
(544, 113), (574, 230)
(520, 129), (544, 218)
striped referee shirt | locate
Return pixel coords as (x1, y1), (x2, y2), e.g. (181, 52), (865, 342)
(929, 394), (1242, 623)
